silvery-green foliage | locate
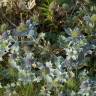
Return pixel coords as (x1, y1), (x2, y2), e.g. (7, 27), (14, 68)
(57, 35), (67, 48)
(78, 79), (96, 96)
(53, 56), (64, 69)
(0, 16), (96, 96)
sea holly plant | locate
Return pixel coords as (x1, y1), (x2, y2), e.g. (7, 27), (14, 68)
(0, 20), (95, 96)
(0, 0), (96, 96)
(0, 18), (95, 96)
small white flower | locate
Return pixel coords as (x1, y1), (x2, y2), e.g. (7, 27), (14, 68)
(46, 61), (52, 68)
(33, 76), (42, 83)
(0, 83), (2, 88)
(38, 32), (45, 40)
(89, 22), (94, 28)
(12, 90), (17, 95)
(16, 82), (21, 86)
(0, 57), (3, 61)
(11, 83), (15, 87)
(72, 55), (77, 60)
(73, 50), (77, 54)
(66, 47), (78, 60)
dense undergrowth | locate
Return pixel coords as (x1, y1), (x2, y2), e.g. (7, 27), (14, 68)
(0, 0), (96, 96)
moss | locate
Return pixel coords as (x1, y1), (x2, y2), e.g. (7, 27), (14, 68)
(66, 78), (80, 92)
